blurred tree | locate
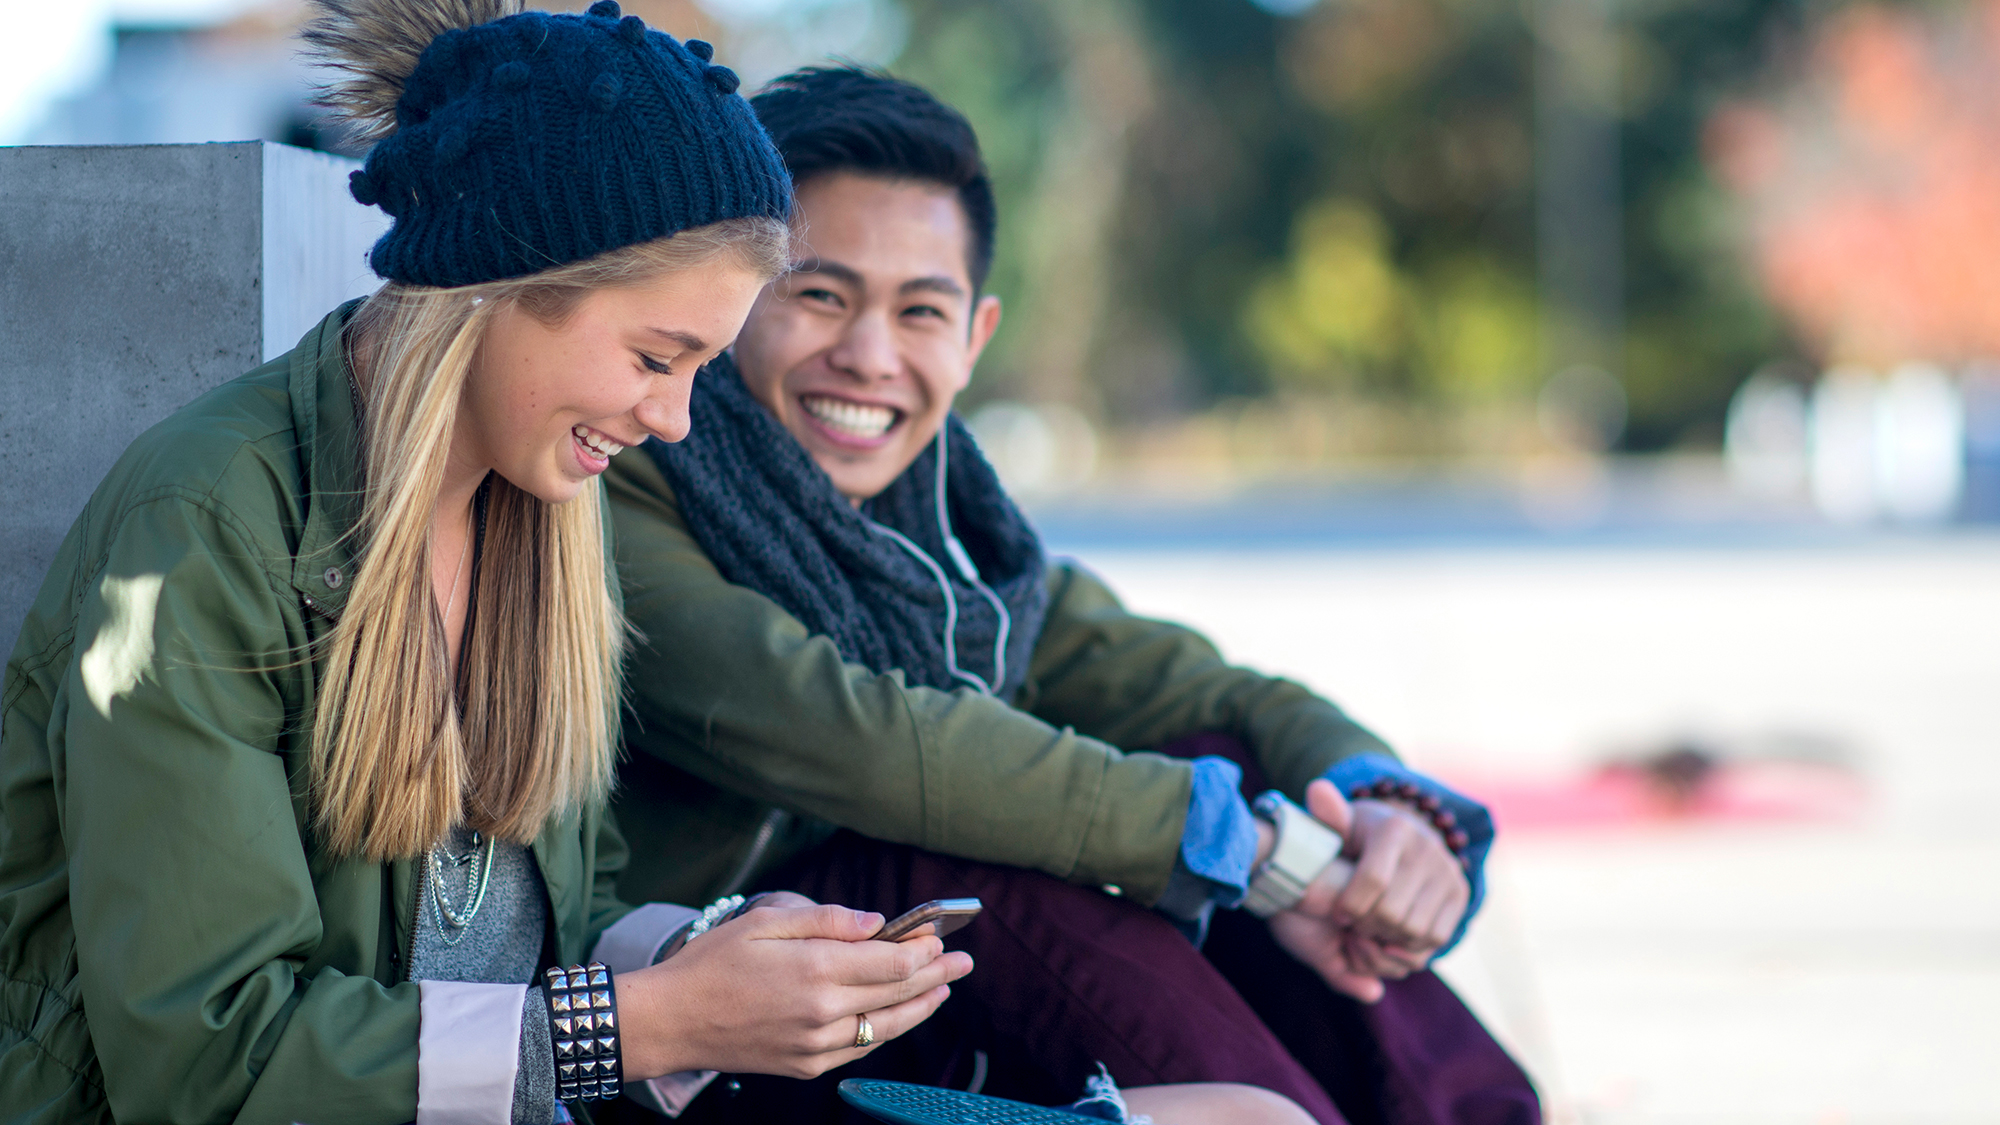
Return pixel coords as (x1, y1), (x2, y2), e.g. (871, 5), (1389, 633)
(883, 0), (1815, 449)
(1721, 1), (2000, 369)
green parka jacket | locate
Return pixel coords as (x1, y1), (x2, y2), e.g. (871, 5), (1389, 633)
(604, 449), (1394, 910)
(0, 307), (632, 1124)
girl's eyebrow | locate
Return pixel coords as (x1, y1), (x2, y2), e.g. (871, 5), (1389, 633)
(644, 327), (709, 350)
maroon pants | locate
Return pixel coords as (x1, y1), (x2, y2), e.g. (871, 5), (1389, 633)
(639, 738), (1540, 1125)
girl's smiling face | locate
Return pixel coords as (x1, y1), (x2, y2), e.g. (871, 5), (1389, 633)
(457, 264), (765, 504)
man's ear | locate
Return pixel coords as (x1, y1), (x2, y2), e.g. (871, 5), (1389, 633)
(965, 294), (1003, 372)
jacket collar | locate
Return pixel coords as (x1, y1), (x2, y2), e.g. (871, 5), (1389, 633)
(286, 301), (368, 616)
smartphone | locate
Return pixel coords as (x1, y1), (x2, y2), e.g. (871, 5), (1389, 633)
(874, 898), (982, 942)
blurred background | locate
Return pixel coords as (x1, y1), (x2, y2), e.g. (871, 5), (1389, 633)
(5, 0), (1997, 1120)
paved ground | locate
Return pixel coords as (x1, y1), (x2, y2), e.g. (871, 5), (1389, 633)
(1072, 537), (2000, 1124)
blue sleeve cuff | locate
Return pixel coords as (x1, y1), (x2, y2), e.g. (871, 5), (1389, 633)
(1323, 753), (1494, 956)
(1153, 757), (1261, 942)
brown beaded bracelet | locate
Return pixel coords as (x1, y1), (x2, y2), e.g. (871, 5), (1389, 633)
(1349, 778), (1472, 856)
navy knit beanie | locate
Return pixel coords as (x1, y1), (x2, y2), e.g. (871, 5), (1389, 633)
(341, 0), (791, 288)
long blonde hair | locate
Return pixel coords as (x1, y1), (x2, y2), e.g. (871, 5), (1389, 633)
(311, 218), (789, 859)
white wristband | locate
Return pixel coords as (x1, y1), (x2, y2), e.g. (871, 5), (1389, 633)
(1242, 791), (1345, 918)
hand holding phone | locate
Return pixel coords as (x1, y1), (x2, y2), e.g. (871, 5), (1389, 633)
(873, 898), (982, 942)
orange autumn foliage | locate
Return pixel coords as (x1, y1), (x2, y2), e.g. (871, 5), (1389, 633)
(1710, 2), (2000, 365)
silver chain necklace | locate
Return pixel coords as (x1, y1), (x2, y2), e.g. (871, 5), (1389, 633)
(426, 502), (485, 947)
(427, 832), (497, 946)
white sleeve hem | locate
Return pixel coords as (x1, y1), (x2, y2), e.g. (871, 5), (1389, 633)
(417, 980), (528, 1125)
(592, 902), (719, 1117)
(591, 901), (699, 973)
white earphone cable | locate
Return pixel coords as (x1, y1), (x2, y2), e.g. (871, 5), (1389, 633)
(936, 423), (1011, 685)
(868, 425), (1013, 696)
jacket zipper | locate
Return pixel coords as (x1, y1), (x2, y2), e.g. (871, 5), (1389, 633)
(402, 861), (422, 983)
(301, 592), (340, 624)
(717, 808), (789, 897)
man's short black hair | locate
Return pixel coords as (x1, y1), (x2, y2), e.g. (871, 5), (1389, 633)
(751, 66), (998, 294)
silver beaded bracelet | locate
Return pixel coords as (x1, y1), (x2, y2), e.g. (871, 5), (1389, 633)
(684, 894), (746, 941)
(542, 961), (620, 1102)
(655, 893), (770, 965)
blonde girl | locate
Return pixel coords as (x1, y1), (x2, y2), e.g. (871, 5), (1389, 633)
(0, 2), (967, 1120)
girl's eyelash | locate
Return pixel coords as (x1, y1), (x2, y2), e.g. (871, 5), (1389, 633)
(640, 354), (673, 374)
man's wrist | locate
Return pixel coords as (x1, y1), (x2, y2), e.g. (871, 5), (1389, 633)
(1359, 798), (1442, 841)
(1348, 782), (1472, 858)
(1253, 817), (1276, 870)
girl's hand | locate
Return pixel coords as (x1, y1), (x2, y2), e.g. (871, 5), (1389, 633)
(615, 902), (974, 1080)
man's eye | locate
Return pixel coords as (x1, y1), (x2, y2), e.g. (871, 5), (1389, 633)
(797, 287), (843, 306)
(640, 354), (673, 374)
(904, 304), (947, 320)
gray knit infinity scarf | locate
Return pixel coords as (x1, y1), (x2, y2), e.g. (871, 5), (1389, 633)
(646, 354), (1048, 700)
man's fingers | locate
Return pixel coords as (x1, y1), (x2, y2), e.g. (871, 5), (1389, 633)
(1364, 867), (1428, 945)
(1268, 911), (1342, 963)
(740, 902), (884, 942)
(1331, 829), (1401, 926)
(1404, 880), (1459, 953)
(1295, 856), (1355, 918)
(1344, 933), (1415, 980)
(1322, 964), (1386, 1003)
(1304, 778), (1354, 839)
(1270, 912), (1385, 1002)
(1428, 896), (1467, 951)
(1381, 944), (1431, 972)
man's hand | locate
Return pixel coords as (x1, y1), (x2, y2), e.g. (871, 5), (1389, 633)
(1264, 779), (1469, 1002)
(1325, 787), (1469, 953)
(1267, 914), (1424, 1002)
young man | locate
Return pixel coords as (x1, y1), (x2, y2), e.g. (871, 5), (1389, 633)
(604, 68), (1538, 1125)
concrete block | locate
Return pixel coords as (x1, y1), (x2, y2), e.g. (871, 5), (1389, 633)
(0, 141), (387, 651)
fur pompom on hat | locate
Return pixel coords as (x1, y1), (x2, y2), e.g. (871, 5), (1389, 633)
(304, 0), (791, 287)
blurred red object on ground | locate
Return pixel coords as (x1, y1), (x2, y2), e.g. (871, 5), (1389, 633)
(1437, 753), (1868, 832)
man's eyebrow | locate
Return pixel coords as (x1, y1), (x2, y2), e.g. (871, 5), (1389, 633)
(900, 276), (967, 300)
(644, 327), (709, 351)
(789, 257), (864, 287)
(788, 259), (967, 301)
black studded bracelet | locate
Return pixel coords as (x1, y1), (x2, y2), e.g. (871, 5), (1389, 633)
(1349, 779), (1473, 857)
(542, 961), (621, 1102)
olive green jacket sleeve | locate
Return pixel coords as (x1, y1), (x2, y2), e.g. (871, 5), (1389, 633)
(53, 494), (420, 1125)
(606, 450), (1392, 907)
(609, 451), (1192, 904)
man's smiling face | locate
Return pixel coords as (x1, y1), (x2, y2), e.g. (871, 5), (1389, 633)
(731, 171), (1002, 504)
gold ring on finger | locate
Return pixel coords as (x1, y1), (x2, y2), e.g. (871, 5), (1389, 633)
(854, 1013), (875, 1048)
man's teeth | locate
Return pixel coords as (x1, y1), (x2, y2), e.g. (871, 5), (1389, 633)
(571, 425), (624, 459)
(801, 395), (897, 439)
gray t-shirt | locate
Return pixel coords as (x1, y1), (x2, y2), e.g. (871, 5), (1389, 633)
(408, 826), (558, 1125)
